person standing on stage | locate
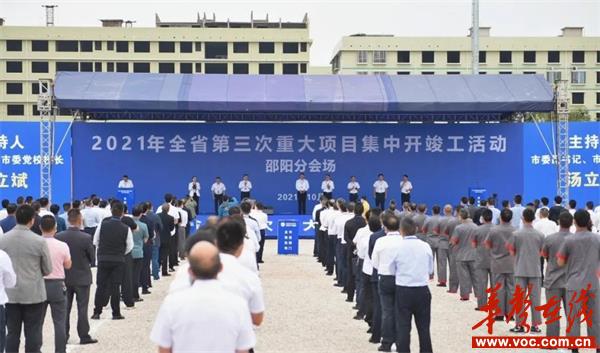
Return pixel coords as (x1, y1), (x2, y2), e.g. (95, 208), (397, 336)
(238, 174), (253, 200)
(400, 174), (413, 204)
(373, 173), (389, 210)
(347, 176), (360, 203)
(211, 177), (226, 215)
(296, 173), (310, 215)
(188, 176), (201, 215)
(118, 175), (134, 189)
(321, 174), (335, 200)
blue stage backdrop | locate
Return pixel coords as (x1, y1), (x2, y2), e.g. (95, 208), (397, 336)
(71, 122), (524, 214)
(0, 121), (72, 204)
(523, 122), (600, 204)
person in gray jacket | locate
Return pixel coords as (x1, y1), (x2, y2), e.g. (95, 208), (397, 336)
(0, 204), (52, 353)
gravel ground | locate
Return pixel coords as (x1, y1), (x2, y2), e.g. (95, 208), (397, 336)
(28, 239), (594, 353)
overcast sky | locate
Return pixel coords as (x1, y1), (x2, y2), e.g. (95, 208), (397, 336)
(2, 0), (599, 65)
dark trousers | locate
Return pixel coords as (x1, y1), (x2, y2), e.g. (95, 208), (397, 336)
(349, 193), (358, 203)
(240, 191), (250, 200)
(42, 280), (67, 353)
(323, 192), (333, 200)
(213, 194), (224, 214)
(169, 235), (179, 268)
(5, 302), (45, 353)
(0, 305), (5, 353)
(132, 258), (144, 300)
(257, 229), (266, 263)
(93, 261), (124, 317)
(318, 230), (327, 265)
(335, 240), (348, 286)
(160, 245), (170, 275)
(326, 234), (336, 274)
(297, 192), (307, 214)
(371, 277), (382, 342)
(401, 192), (411, 204)
(313, 229), (319, 257)
(66, 285), (92, 341)
(375, 193), (386, 209)
(121, 253), (134, 307)
(346, 253), (357, 301)
(361, 272), (373, 323)
(395, 286), (433, 353)
(379, 275), (397, 345)
(355, 259), (364, 309)
(141, 243), (152, 291)
(192, 194), (199, 214)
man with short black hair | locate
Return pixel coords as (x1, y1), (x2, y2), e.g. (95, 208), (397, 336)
(0, 203), (17, 233)
(55, 209), (97, 345)
(472, 209), (494, 310)
(450, 209), (478, 301)
(393, 216), (433, 353)
(158, 204), (175, 277)
(0, 199), (9, 221)
(484, 208), (515, 321)
(535, 197), (550, 220)
(557, 210), (600, 345)
(541, 211), (572, 338)
(507, 208), (544, 333)
(373, 173), (388, 210)
(510, 195), (525, 229)
(131, 207), (149, 302)
(91, 201), (133, 320)
(548, 196), (565, 224)
(50, 204), (67, 232)
(41, 215), (72, 353)
(371, 213), (402, 352)
(0, 205), (52, 352)
(344, 202), (366, 302)
(423, 205), (441, 283)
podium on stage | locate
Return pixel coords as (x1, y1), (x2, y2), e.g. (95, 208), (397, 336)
(277, 219), (299, 255)
(468, 187), (487, 205)
(117, 188), (135, 209)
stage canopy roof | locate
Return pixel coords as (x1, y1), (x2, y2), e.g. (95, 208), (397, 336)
(54, 72), (555, 121)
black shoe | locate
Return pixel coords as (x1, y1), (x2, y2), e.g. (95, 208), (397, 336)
(258, 260), (264, 264)
(378, 343), (392, 352)
(326, 272), (333, 276)
(142, 290), (151, 295)
(333, 277), (338, 281)
(345, 298), (353, 302)
(112, 315), (125, 320)
(334, 283), (343, 287)
(509, 326), (525, 333)
(162, 273), (171, 277)
(169, 268), (175, 272)
(353, 314), (364, 320)
(352, 305), (359, 310)
(369, 337), (380, 344)
(134, 298), (143, 302)
(80, 338), (98, 345)
(341, 289), (347, 294)
(367, 327), (373, 334)
(531, 326), (542, 333)
(91, 314), (100, 320)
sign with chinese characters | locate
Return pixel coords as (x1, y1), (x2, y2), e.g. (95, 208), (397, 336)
(523, 122), (600, 203)
(277, 219), (299, 255)
(0, 122), (72, 204)
(193, 214), (315, 238)
(72, 122), (523, 214)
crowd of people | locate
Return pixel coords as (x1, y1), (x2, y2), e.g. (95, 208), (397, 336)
(0, 193), (269, 353)
(311, 194), (600, 353)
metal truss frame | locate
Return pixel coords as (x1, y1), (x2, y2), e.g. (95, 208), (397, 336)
(38, 80), (55, 200)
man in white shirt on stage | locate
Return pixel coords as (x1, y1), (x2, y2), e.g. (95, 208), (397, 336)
(373, 173), (389, 210)
(347, 176), (360, 203)
(118, 175), (134, 189)
(211, 177), (226, 215)
(295, 173), (310, 215)
(400, 174), (413, 204)
(238, 174), (253, 201)
(188, 176), (201, 215)
(321, 175), (335, 200)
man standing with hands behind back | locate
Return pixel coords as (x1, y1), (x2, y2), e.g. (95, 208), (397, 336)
(188, 176), (201, 215)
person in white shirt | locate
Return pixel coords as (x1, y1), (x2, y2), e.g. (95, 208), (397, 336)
(0, 200), (9, 221)
(321, 174), (335, 200)
(117, 175), (134, 189)
(250, 202), (269, 264)
(488, 198), (501, 225)
(295, 173), (310, 215)
(151, 241), (256, 353)
(373, 173), (389, 210)
(534, 197), (550, 220)
(371, 213), (403, 351)
(567, 199), (577, 215)
(188, 176), (201, 215)
(533, 208), (559, 237)
(510, 195), (526, 229)
(211, 177), (226, 215)
(239, 202), (261, 272)
(238, 174), (253, 201)
(0, 247), (16, 352)
(156, 194), (180, 236)
(37, 197), (53, 218)
(81, 198), (104, 235)
(586, 202), (600, 233)
(347, 176), (360, 203)
(176, 200), (189, 260)
(325, 201), (341, 275)
(400, 174), (413, 204)
(353, 211), (377, 321)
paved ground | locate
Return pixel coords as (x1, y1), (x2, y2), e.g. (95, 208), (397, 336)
(29, 239), (593, 353)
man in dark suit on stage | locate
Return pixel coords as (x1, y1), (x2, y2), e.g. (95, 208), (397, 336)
(157, 204), (175, 277)
(55, 209), (98, 345)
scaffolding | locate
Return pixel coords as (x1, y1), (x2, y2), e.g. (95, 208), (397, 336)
(555, 80), (569, 204)
(38, 80), (55, 200)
